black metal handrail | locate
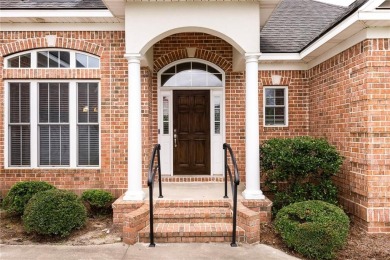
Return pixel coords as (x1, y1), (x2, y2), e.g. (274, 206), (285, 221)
(223, 143), (240, 247)
(147, 144), (163, 247)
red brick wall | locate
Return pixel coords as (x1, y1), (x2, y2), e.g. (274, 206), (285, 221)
(308, 39), (390, 232)
(0, 31), (129, 198)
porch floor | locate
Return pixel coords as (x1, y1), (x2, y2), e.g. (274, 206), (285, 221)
(144, 182), (245, 200)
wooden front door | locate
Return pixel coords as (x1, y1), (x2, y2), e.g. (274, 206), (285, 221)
(173, 90), (210, 175)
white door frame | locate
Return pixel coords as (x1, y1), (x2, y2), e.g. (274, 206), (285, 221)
(157, 58), (225, 176)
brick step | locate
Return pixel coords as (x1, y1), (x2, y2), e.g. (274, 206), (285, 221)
(138, 223), (245, 243)
(154, 207), (233, 223)
(155, 200), (231, 208)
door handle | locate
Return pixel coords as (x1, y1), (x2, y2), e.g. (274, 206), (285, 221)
(174, 129), (178, 148)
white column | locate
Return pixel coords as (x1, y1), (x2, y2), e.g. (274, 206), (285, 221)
(242, 53), (265, 200)
(123, 54), (145, 201)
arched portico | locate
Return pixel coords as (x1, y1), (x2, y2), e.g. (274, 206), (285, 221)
(123, 2), (264, 201)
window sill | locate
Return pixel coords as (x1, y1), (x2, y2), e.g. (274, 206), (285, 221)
(4, 166), (101, 170)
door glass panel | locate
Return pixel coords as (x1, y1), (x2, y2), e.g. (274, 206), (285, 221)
(214, 96), (221, 134)
(162, 96), (169, 134)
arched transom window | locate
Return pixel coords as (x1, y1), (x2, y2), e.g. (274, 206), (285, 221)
(161, 61), (223, 87)
(5, 49), (99, 69)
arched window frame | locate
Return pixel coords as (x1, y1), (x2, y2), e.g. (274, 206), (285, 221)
(4, 49), (100, 69)
(159, 60), (224, 88)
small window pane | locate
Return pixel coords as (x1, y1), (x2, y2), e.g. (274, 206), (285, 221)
(20, 54), (31, 68)
(214, 96), (221, 134)
(162, 96), (169, 134)
(59, 52), (70, 68)
(165, 66), (175, 74)
(78, 125), (99, 166)
(177, 62), (191, 73)
(49, 83), (60, 122)
(7, 56), (20, 68)
(78, 83), (88, 123)
(275, 97), (284, 105)
(39, 125), (69, 166)
(207, 66), (219, 74)
(76, 53), (88, 68)
(89, 83), (99, 123)
(10, 125), (30, 166)
(192, 62), (206, 71)
(37, 52), (48, 68)
(48, 51), (59, 68)
(88, 56), (99, 68)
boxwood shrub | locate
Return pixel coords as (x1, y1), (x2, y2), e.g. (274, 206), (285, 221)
(81, 189), (114, 216)
(260, 136), (343, 214)
(23, 189), (87, 237)
(2, 181), (56, 216)
(275, 200), (349, 259)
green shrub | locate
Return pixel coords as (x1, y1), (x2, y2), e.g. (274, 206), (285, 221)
(2, 181), (56, 216)
(260, 136), (343, 214)
(81, 189), (114, 216)
(23, 189), (87, 237)
(275, 200), (349, 259)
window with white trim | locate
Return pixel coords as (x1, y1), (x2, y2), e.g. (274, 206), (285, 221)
(264, 87), (288, 126)
(5, 49), (99, 69)
(7, 81), (100, 168)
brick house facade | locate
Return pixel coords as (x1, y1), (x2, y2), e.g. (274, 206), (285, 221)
(0, 0), (389, 235)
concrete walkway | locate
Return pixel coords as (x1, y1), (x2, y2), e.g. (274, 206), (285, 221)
(0, 243), (300, 260)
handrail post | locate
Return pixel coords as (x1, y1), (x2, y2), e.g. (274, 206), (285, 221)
(149, 184), (155, 247)
(223, 144), (228, 198)
(157, 144), (163, 198)
(231, 182), (238, 247)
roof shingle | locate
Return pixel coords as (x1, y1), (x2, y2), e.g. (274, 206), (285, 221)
(0, 0), (107, 9)
(260, 0), (367, 53)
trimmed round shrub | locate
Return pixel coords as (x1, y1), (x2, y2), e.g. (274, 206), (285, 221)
(260, 136), (343, 214)
(275, 200), (349, 260)
(2, 181), (56, 216)
(81, 189), (114, 216)
(23, 189), (87, 237)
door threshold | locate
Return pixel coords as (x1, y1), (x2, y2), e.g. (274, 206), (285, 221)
(162, 175), (224, 183)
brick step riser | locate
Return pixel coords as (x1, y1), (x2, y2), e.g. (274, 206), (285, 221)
(155, 202), (231, 208)
(154, 218), (233, 223)
(139, 235), (245, 243)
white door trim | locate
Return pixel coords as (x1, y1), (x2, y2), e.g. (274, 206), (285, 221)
(157, 58), (225, 176)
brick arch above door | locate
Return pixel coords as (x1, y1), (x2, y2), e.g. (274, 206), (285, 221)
(153, 48), (232, 73)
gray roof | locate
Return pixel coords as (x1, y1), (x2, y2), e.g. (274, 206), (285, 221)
(260, 0), (367, 53)
(0, 0), (107, 9)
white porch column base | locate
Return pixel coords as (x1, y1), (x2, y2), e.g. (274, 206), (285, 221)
(242, 53), (265, 200)
(123, 190), (145, 201)
(123, 53), (145, 201)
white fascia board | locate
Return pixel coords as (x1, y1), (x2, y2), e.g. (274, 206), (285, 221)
(300, 13), (359, 59)
(0, 23), (125, 31)
(259, 53), (301, 61)
(360, 0), (386, 11)
(358, 10), (390, 20)
(259, 62), (308, 71)
(0, 10), (114, 18)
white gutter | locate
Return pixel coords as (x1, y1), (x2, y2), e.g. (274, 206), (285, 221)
(259, 53), (301, 61)
(0, 10), (114, 18)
